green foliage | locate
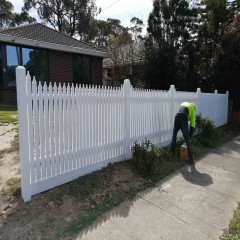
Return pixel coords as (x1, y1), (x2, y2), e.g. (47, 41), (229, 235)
(0, 0), (14, 28)
(145, 0), (198, 90)
(212, 26), (240, 111)
(1, 177), (20, 197)
(66, 172), (100, 201)
(0, 0), (35, 28)
(196, 0), (231, 92)
(131, 140), (158, 177)
(61, 186), (144, 236)
(0, 114), (17, 125)
(0, 105), (18, 125)
(194, 114), (218, 147)
(131, 139), (178, 179)
(221, 202), (240, 240)
(24, 0), (97, 39)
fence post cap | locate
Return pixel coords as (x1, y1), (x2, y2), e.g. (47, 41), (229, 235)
(124, 79), (131, 85)
(16, 66), (25, 70)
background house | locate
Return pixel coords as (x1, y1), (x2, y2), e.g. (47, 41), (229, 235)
(0, 23), (108, 105)
(103, 42), (145, 88)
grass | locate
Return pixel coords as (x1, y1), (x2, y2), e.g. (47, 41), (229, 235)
(1, 177), (21, 197)
(221, 202), (240, 240)
(0, 104), (18, 125)
(61, 185), (146, 236)
(0, 104), (19, 160)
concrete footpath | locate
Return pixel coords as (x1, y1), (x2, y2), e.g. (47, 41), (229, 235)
(76, 136), (240, 240)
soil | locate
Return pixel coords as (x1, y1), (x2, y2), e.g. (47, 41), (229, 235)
(0, 124), (145, 240)
(0, 124), (17, 151)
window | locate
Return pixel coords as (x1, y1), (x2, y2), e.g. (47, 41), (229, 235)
(2, 44), (49, 88)
(23, 48), (48, 85)
(0, 45), (2, 87)
(6, 45), (21, 87)
(73, 55), (91, 85)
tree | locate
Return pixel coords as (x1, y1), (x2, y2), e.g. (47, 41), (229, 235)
(105, 20), (132, 85)
(196, 0), (231, 91)
(89, 18), (132, 48)
(144, 0), (198, 90)
(24, 0), (98, 38)
(0, 0), (14, 28)
(0, 0), (35, 28)
(126, 17), (145, 87)
(13, 11), (36, 26)
(212, 13), (240, 111)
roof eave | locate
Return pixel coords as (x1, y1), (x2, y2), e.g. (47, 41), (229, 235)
(0, 34), (110, 58)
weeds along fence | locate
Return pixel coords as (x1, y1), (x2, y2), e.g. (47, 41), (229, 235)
(16, 66), (229, 201)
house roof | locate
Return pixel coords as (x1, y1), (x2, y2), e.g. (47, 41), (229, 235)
(0, 23), (108, 58)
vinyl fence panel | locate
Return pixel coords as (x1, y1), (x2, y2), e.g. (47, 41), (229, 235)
(16, 67), (229, 201)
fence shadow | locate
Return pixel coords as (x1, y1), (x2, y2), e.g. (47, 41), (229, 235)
(76, 159), (215, 237)
(74, 162), (193, 239)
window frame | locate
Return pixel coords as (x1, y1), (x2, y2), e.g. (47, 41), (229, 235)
(0, 43), (49, 89)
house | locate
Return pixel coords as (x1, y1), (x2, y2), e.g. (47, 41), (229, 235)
(0, 23), (109, 104)
(103, 42), (145, 87)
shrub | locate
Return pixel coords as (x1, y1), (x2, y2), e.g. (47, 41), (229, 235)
(194, 114), (218, 147)
(131, 140), (158, 178)
(131, 139), (172, 178)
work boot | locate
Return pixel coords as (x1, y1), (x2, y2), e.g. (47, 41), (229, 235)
(187, 158), (195, 165)
(189, 158), (195, 165)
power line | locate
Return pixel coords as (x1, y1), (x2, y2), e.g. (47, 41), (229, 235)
(101, 0), (120, 12)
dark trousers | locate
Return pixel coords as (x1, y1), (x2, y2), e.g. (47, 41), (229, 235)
(170, 112), (193, 160)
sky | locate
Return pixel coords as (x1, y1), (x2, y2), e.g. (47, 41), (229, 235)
(10, 0), (153, 34)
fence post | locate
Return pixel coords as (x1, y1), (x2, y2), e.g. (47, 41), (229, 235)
(214, 89), (218, 125)
(169, 85), (175, 133)
(16, 66), (31, 202)
(196, 88), (201, 115)
(124, 79), (131, 159)
(226, 91), (229, 123)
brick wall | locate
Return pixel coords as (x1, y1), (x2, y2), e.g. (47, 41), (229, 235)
(49, 50), (73, 85)
(0, 89), (17, 105)
(1, 51), (104, 105)
(91, 57), (103, 86)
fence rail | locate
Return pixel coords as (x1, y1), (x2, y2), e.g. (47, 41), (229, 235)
(16, 67), (229, 201)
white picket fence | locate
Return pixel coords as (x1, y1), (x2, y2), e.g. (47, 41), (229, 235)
(16, 66), (229, 201)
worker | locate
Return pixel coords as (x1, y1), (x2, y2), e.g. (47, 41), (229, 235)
(170, 102), (196, 164)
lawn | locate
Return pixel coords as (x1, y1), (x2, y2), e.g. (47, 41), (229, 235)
(221, 202), (240, 240)
(0, 104), (18, 125)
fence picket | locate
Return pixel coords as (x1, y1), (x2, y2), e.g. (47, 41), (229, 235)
(43, 83), (50, 178)
(32, 78), (41, 181)
(26, 73), (35, 183)
(54, 83), (59, 175)
(48, 83), (54, 177)
(62, 84), (67, 173)
(38, 82), (44, 179)
(58, 84), (63, 173)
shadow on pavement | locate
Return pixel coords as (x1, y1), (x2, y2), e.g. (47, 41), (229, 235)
(181, 165), (213, 186)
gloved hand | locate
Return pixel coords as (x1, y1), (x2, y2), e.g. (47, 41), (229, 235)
(189, 127), (194, 139)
